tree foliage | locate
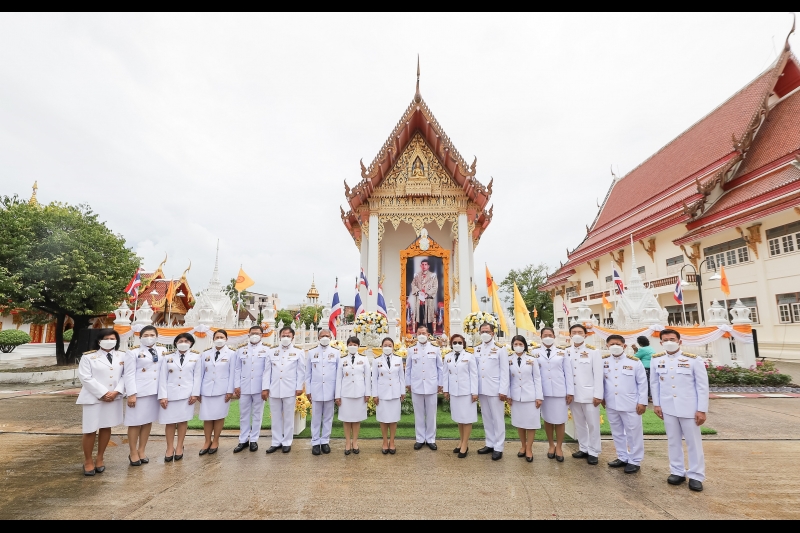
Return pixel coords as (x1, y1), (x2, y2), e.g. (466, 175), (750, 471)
(498, 263), (554, 329)
(0, 329), (32, 353)
(298, 305), (324, 328)
(274, 309), (295, 328)
(224, 278), (250, 311)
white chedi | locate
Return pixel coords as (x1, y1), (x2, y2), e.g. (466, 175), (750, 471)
(184, 243), (236, 328)
(610, 237), (668, 329)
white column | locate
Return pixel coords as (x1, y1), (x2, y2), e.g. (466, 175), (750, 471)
(359, 224), (369, 312)
(458, 212), (471, 316)
(367, 214), (379, 312)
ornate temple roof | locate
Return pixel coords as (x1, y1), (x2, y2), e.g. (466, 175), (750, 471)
(306, 277), (319, 300)
(136, 255), (194, 315)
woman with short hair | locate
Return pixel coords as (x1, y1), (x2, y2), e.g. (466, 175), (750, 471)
(158, 332), (201, 462)
(443, 333), (478, 458)
(508, 335), (544, 462)
(198, 329), (235, 456)
(335, 336), (371, 455)
(534, 327), (574, 462)
(373, 337), (405, 455)
(123, 325), (164, 466)
(77, 329), (125, 476)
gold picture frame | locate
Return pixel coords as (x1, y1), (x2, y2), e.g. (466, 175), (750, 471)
(400, 237), (450, 341)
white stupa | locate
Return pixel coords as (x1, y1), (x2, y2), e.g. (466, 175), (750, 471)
(611, 236), (668, 329)
(184, 241), (236, 328)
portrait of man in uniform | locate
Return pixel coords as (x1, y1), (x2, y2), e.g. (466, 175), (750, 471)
(405, 256), (444, 335)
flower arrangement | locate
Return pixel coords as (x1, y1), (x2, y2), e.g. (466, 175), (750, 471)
(353, 312), (388, 335)
(295, 392), (311, 418)
(707, 360), (792, 387)
(330, 339), (348, 356)
(463, 311), (499, 334)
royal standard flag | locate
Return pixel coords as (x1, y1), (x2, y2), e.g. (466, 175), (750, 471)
(485, 265), (510, 336)
(602, 293), (612, 310)
(720, 265), (730, 296)
(513, 282), (536, 333)
(235, 267), (255, 292)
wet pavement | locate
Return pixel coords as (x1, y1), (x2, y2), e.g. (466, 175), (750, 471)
(1, 381), (799, 519)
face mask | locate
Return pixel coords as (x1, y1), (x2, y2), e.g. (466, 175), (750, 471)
(480, 332), (493, 344)
(382, 346), (393, 355)
(319, 337), (330, 346)
(249, 335), (262, 345)
(663, 341), (680, 353)
(452, 343), (463, 353)
(347, 346), (359, 355)
(140, 337), (156, 348)
(213, 339), (226, 348)
(571, 334), (585, 345)
(513, 345), (525, 354)
(541, 337), (555, 347)
(280, 337), (292, 347)
(99, 339), (116, 351)
(609, 345), (624, 356)
(417, 335), (428, 344)
(176, 342), (191, 353)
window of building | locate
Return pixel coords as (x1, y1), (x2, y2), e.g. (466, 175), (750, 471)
(704, 238), (751, 270)
(766, 221), (800, 257)
(776, 293), (800, 323)
(637, 266), (645, 274)
(666, 304), (699, 325)
(566, 286), (577, 296)
(666, 255), (684, 266)
(585, 281), (593, 289)
(605, 275), (612, 282)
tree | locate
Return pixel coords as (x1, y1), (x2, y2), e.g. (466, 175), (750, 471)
(498, 263), (554, 330)
(224, 278), (250, 311)
(0, 197), (140, 364)
(274, 309), (294, 328)
(299, 305), (324, 329)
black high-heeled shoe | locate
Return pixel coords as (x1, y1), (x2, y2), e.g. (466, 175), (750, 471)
(453, 447), (461, 454)
(208, 448), (218, 455)
(382, 448), (389, 455)
(555, 454), (564, 462)
(140, 457), (149, 464)
(95, 466), (105, 474)
(174, 453), (183, 461)
(344, 449), (351, 456)
(547, 449), (556, 459)
(352, 448), (360, 455)
(164, 454), (174, 463)
(458, 448), (469, 459)
(83, 468), (96, 476)
(517, 451), (526, 458)
(129, 455), (142, 466)
(526, 455), (533, 463)
(388, 448), (396, 455)
(198, 448), (209, 456)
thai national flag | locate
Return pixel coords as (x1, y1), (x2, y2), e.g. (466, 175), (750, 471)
(329, 281), (341, 338)
(359, 267), (372, 295)
(377, 284), (388, 317)
(355, 290), (365, 316)
(124, 268), (141, 300)
(673, 278), (684, 305)
(612, 267), (625, 295)
(562, 301), (569, 316)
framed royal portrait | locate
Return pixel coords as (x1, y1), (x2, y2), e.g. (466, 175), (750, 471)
(400, 236), (450, 340)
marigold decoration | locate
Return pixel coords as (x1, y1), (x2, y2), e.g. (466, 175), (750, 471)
(330, 339), (348, 356)
(463, 311), (499, 334)
(354, 311), (389, 335)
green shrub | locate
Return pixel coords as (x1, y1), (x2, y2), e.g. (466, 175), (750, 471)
(0, 329), (33, 353)
(63, 329), (74, 342)
(707, 363), (792, 387)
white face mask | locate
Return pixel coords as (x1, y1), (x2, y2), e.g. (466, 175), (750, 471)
(541, 337), (555, 347)
(513, 345), (525, 354)
(99, 339), (116, 351)
(452, 343), (463, 353)
(609, 345), (624, 356)
(213, 339), (226, 348)
(663, 341), (680, 353)
(140, 337), (156, 348)
(382, 346), (393, 355)
(480, 332), (493, 344)
(280, 337), (292, 347)
(249, 334), (262, 345)
(319, 337), (331, 346)
(571, 334), (585, 345)
(347, 345), (359, 355)
(176, 342), (191, 353)
(417, 334), (428, 344)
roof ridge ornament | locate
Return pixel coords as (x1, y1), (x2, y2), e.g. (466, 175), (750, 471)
(785, 12), (796, 52)
(414, 55), (421, 103)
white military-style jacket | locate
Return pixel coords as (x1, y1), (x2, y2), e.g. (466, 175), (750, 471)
(335, 353), (372, 400)
(234, 342), (270, 396)
(650, 349), (709, 418)
(404, 341), (443, 395)
(199, 345), (236, 397)
(372, 353), (405, 400)
(305, 345), (340, 402)
(603, 353), (648, 412)
(565, 344), (604, 403)
(76, 349), (126, 405)
(158, 350), (202, 401)
(442, 349), (478, 397)
(263, 345), (306, 399)
(509, 352), (544, 403)
(533, 346), (575, 398)
(123, 345), (166, 398)
(475, 340), (510, 397)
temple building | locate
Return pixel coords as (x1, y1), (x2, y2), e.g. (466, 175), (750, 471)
(542, 33), (800, 361)
(134, 256), (194, 326)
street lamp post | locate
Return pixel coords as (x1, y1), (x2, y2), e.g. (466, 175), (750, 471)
(480, 296), (489, 313)
(680, 261), (721, 325)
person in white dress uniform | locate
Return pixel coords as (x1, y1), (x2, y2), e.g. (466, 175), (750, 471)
(373, 337), (406, 455)
(262, 326), (306, 454)
(565, 323), (603, 465)
(602, 334), (648, 474)
(306, 329), (339, 456)
(77, 329), (125, 476)
(651, 329), (709, 492)
(158, 333), (201, 462)
(335, 337), (371, 455)
(534, 327), (574, 462)
(442, 334), (478, 458)
(232, 326), (269, 453)
(404, 325), (443, 450)
(475, 322), (510, 461)
(507, 335), (544, 463)
(123, 325), (164, 466)
(198, 329), (235, 456)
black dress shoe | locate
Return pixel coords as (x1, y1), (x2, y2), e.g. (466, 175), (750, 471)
(547, 451), (556, 459)
(388, 448), (396, 455)
(608, 458), (627, 468)
(282, 446), (291, 453)
(458, 448), (468, 459)
(344, 449), (351, 455)
(312, 445), (321, 456)
(198, 448), (209, 456)
(233, 443), (248, 453)
(572, 450), (589, 459)
(491, 451), (503, 461)
(208, 448), (218, 455)
(321, 444), (331, 454)
(129, 455), (142, 466)
(555, 454), (564, 462)
(83, 468), (96, 477)
(624, 464), (640, 474)
(688, 479), (703, 492)
(477, 446), (494, 455)
(266, 446), (281, 454)
(140, 457), (149, 464)
(517, 452), (526, 458)
(427, 442), (437, 451)
(587, 455), (599, 465)
(526, 456), (533, 463)
(413, 442), (424, 450)
(453, 447), (461, 454)
(95, 466), (105, 474)
(249, 442), (258, 452)
(174, 454), (183, 461)
(667, 474), (686, 485)
(352, 447), (360, 455)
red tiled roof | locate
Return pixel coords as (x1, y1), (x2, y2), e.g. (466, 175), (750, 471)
(540, 268), (576, 290)
(736, 84), (800, 176)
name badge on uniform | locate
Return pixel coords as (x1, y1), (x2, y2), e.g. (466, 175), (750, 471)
(328, 354), (334, 360)
(394, 363), (400, 367)
(221, 358), (227, 362)
(357, 361), (364, 365)
(623, 365), (633, 371)
(580, 353), (589, 359)
(678, 363), (690, 368)
(526, 360), (533, 365)
(462, 358), (468, 362)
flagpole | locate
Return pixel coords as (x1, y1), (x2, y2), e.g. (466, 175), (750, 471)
(681, 301), (687, 326)
(236, 290), (241, 328)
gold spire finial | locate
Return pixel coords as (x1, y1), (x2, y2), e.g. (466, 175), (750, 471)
(29, 181), (39, 206)
(414, 55), (421, 103)
(181, 260), (192, 280)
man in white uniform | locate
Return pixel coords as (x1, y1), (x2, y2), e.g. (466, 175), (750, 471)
(475, 322), (510, 461)
(233, 326), (270, 453)
(405, 325), (443, 450)
(565, 323), (603, 465)
(262, 326), (306, 454)
(602, 334), (648, 474)
(651, 329), (709, 492)
(305, 329), (339, 455)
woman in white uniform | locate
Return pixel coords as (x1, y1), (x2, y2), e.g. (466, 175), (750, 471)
(198, 329), (235, 456)
(335, 336), (371, 455)
(77, 329), (125, 476)
(443, 333), (478, 458)
(123, 325), (164, 466)
(158, 332), (201, 462)
(535, 327), (574, 462)
(372, 337), (405, 455)
(507, 335), (544, 463)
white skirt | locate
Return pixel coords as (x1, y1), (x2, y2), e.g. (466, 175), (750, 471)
(511, 400), (542, 429)
(124, 394), (159, 426)
(158, 398), (195, 424)
(83, 400), (123, 433)
(199, 394), (230, 421)
(338, 397), (367, 422)
(541, 396), (568, 425)
(376, 398), (401, 423)
(450, 394), (478, 424)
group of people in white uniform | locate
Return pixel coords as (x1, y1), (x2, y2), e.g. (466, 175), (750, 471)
(77, 321), (709, 492)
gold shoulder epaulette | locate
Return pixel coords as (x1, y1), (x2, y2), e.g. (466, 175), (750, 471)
(357, 347), (368, 355)
(237, 342), (247, 349)
(531, 353), (540, 359)
(652, 352), (666, 359)
(556, 345), (567, 350)
(602, 353), (611, 359)
(683, 352), (697, 358)
(370, 347), (382, 356)
(165, 350), (176, 355)
(494, 341), (506, 348)
(466, 347), (475, 354)
(442, 348), (452, 355)
(83, 350), (97, 355)
(529, 341), (540, 349)
(407, 340), (418, 348)
(627, 354), (639, 361)
(191, 349), (200, 354)
(586, 344), (596, 350)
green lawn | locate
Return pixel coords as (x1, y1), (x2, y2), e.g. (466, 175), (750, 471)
(188, 400), (716, 439)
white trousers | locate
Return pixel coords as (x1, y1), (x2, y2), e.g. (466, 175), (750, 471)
(663, 413), (706, 482)
(310, 399), (334, 446)
(479, 394), (506, 452)
(571, 402), (601, 456)
(270, 396), (296, 447)
(607, 407), (644, 466)
(412, 393), (437, 443)
(238, 393), (265, 444)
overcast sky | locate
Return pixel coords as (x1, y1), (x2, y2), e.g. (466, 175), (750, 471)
(0, 13), (795, 308)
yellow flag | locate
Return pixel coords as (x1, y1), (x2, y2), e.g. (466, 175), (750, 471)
(471, 283), (480, 313)
(602, 293), (612, 310)
(486, 265), (510, 336)
(165, 280), (175, 305)
(513, 282), (536, 333)
(235, 267), (255, 292)
(719, 266), (730, 296)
